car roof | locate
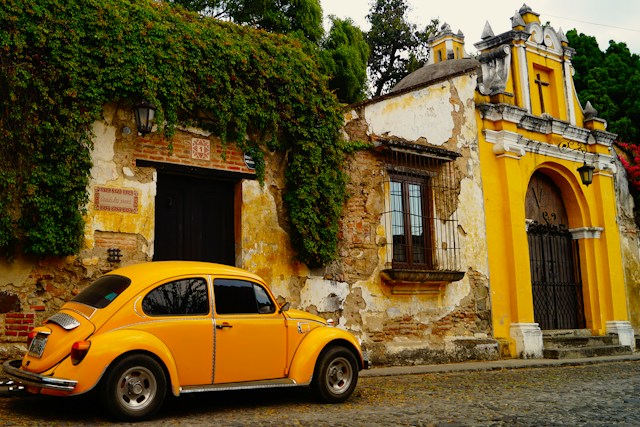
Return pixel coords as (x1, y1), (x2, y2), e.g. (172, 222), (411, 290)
(106, 261), (265, 285)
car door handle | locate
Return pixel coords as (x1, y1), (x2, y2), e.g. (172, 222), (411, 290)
(216, 322), (232, 329)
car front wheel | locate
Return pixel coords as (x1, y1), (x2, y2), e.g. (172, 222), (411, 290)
(311, 345), (358, 403)
(100, 354), (167, 421)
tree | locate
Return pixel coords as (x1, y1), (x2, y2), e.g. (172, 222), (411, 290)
(1, 0), (349, 266)
(167, 0), (369, 104)
(568, 30), (640, 143)
(405, 19), (440, 75)
(170, 0), (323, 43)
(366, 0), (438, 97)
(568, 30), (640, 225)
(167, 0), (228, 17)
(320, 17), (369, 104)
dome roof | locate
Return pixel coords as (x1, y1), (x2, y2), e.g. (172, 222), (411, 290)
(390, 58), (480, 93)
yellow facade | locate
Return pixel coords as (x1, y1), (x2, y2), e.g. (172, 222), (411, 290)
(474, 6), (632, 357)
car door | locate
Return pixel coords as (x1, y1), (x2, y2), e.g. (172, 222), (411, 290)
(139, 276), (215, 386)
(212, 278), (287, 384)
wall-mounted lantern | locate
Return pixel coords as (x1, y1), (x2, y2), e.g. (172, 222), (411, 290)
(577, 161), (595, 187)
(134, 100), (156, 135)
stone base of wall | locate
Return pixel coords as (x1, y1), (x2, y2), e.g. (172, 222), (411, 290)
(0, 343), (27, 367)
(367, 338), (500, 367)
(510, 322), (543, 359)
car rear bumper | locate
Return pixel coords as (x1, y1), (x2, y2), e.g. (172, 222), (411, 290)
(2, 359), (77, 392)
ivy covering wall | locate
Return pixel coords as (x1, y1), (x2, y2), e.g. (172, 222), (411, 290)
(0, 0), (350, 266)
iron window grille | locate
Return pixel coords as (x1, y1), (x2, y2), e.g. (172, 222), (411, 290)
(380, 141), (462, 273)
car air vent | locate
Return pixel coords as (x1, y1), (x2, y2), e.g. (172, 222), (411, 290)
(46, 313), (81, 330)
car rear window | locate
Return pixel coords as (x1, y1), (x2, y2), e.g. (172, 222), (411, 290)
(72, 275), (132, 309)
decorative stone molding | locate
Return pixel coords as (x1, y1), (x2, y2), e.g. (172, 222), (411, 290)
(484, 129), (525, 159)
(483, 128), (615, 169)
(477, 44), (511, 96)
(510, 322), (543, 359)
(479, 103), (616, 150)
(569, 227), (604, 240)
(478, 103), (527, 123)
(591, 129), (617, 148)
(606, 321), (636, 351)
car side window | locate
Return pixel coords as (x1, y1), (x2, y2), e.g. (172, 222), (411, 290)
(142, 278), (209, 316)
(213, 279), (276, 315)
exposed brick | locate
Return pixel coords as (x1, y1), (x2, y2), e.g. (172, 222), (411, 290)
(6, 324), (30, 331)
(5, 313), (25, 318)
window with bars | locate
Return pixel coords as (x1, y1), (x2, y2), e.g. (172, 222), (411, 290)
(389, 174), (434, 269)
(381, 142), (462, 273)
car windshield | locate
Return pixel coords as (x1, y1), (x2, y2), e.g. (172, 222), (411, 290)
(72, 275), (132, 309)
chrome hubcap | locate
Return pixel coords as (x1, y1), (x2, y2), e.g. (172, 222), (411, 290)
(128, 379), (144, 396)
(326, 357), (352, 394)
(116, 366), (157, 410)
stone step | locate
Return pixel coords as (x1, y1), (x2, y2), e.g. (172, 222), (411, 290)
(543, 335), (620, 349)
(543, 344), (632, 359)
(543, 329), (592, 338)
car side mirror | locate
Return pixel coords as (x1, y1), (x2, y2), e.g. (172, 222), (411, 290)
(279, 302), (290, 313)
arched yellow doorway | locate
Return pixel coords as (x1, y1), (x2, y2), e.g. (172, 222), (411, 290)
(525, 171), (585, 330)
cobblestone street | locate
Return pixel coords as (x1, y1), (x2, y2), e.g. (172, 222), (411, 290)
(2, 359), (640, 426)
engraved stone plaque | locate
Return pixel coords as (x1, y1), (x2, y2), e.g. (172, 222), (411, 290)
(94, 187), (139, 214)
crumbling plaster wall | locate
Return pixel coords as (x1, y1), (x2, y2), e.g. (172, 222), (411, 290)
(1, 72), (496, 365)
(238, 70), (495, 365)
(614, 148), (640, 333)
(0, 105), (150, 360)
(343, 73), (493, 365)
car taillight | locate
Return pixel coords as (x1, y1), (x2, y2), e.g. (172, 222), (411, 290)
(27, 330), (38, 347)
(71, 341), (91, 365)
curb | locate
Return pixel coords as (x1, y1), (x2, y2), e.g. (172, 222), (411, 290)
(360, 353), (640, 377)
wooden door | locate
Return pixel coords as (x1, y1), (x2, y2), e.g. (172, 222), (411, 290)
(154, 173), (235, 265)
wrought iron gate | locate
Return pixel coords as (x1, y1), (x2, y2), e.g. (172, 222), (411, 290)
(528, 221), (585, 330)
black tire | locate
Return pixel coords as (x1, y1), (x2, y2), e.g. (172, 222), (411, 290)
(311, 345), (359, 403)
(100, 354), (167, 421)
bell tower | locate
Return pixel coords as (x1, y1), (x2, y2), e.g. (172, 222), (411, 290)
(427, 23), (467, 65)
(474, 3), (576, 123)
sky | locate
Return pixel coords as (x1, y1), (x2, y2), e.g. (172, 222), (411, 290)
(320, 0), (640, 55)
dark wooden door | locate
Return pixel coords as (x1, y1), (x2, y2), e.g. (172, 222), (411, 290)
(526, 172), (585, 330)
(154, 173), (235, 265)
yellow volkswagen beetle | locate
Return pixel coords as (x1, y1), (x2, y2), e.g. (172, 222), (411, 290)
(3, 261), (367, 421)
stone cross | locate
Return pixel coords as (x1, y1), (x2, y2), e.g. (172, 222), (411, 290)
(534, 73), (549, 113)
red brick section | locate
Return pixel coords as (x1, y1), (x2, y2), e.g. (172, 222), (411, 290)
(133, 132), (255, 175)
(4, 313), (35, 337)
(94, 231), (138, 251)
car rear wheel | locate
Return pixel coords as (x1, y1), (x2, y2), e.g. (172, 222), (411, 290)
(311, 345), (358, 403)
(100, 354), (167, 421)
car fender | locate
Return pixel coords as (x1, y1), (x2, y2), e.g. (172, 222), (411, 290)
(49, 329), (180, 396)
(287, 327), (363, 384)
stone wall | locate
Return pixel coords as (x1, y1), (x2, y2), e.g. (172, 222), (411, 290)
(0, 104), (255, 361)
(0, 68), (499, 366)
(614, 148), (640, 333)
